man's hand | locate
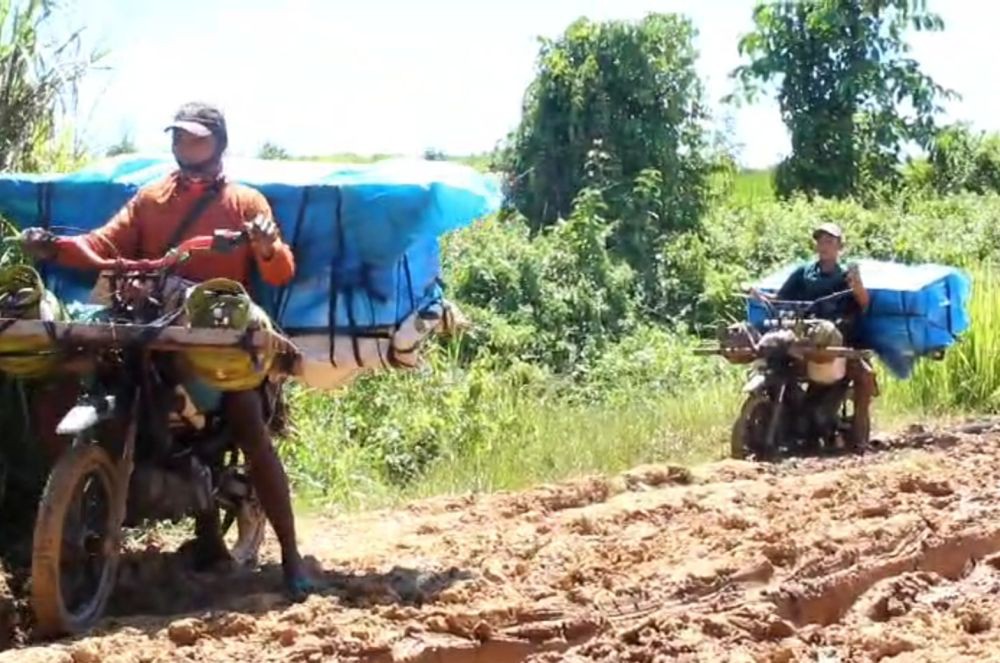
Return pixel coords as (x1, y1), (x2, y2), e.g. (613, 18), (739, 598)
(845, 262), (870, 311)
(846, 262), (863, 290)
(245, 214), (279, 261)
(19, 227), (58, 261)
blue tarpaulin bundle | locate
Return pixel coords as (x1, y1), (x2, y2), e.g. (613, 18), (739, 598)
(0, 154), (503, 335)
(747, 259), (972, 378)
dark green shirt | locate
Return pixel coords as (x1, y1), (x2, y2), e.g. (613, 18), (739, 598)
(776, 261), (858, 322)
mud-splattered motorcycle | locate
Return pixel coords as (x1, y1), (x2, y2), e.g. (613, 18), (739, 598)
(0, 230), (299, 637)
(698, 290), (876, 460)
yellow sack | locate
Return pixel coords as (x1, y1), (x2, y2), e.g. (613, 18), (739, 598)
(0, 265), (66, 379)
(182, 278), (276, 391)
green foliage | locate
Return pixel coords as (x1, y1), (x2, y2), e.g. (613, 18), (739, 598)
(441, 190), (637, 375)
(926, 124), (1000, 195)
(497, 14), (712, 233)
(732, 0), (953, 200)
(0, 0), (102, 172)
(257, 141), (291, 160)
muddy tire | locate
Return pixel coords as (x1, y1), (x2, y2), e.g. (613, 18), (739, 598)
(0, 565), (14, 650)
(31, 443), (121, 638)
(221, 494), (266, 568)
(732, 394), (773, 460)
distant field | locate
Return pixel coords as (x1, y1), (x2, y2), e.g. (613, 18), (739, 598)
(297, 152), (493, 172)
(731, 168), (775, 203)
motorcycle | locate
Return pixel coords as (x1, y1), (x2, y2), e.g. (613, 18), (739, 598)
(0, 229), (299, 637)
(697, 290), (876, 460)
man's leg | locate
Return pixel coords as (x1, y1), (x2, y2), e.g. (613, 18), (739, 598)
(847, 358), (876, 448)
(221, 389), (312, 598)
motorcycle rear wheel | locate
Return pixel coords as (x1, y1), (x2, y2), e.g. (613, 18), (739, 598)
(30, 443), (121, 638)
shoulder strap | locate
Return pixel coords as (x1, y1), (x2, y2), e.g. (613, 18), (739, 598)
(166, 184), (224, 250)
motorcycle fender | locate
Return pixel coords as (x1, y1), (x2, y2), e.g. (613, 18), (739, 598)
(55, 405), (102, 436)
(56, 396), (116, 437)
(742, 372), (767, 394)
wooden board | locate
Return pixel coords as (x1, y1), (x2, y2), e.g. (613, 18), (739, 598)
(0, 319), (300, 356)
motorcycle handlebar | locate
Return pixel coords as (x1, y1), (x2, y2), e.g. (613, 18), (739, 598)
(745, 288), (855, 316)
(4, 229), (248, 273)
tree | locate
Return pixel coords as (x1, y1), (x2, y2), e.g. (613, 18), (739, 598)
(497, 14), (711, 232)
(731, 0), (954, 200)
(0, 0), (102, 172)
(257, 141), (290, 160)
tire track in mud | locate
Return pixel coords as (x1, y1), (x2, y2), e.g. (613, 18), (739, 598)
(5, 419), (1000, 662)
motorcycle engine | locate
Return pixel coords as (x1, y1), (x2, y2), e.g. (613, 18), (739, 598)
(806, 383), (849, 437)
(124, 456), (214, 526)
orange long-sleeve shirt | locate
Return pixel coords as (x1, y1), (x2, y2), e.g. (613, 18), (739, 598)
(56, 172), (295, 287)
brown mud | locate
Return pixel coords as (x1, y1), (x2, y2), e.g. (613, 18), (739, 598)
(5, 419), (1000, 662)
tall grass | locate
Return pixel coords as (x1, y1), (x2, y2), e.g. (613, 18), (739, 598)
(280, 328), (743, 511)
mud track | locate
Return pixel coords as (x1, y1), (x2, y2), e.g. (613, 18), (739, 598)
(6, 419), (1000, 662)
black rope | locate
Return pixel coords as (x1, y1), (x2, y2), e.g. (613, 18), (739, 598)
(37, 182), (52, 285)
(274, 187), (310, 326)
(368, 289), (388, 369)
(344, 286), (363, 366)
(134, 307), (186, 346)
(327, 189), (344, 367)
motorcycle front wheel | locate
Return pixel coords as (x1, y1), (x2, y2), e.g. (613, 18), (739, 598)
(30, 443), (121, 638)
(731, 393), (776, 460)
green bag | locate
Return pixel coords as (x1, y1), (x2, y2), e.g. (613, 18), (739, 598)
(0, 265), (67, 379)
(182, 278), (276, 391)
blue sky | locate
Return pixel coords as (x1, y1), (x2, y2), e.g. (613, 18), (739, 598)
(65, 0), (995, 168)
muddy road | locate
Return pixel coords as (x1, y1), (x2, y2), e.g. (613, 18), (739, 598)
(5, 419), (1000, 662)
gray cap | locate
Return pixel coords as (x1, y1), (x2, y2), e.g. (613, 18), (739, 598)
(164, 102), (227, 139)
(813, 222), (843, 240)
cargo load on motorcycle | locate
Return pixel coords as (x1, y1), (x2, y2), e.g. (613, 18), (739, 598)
(0, 155), (501, 639)
(698, 257), (972, 461)
(747, 259), (972, 379)
(0, 155), (502, 389)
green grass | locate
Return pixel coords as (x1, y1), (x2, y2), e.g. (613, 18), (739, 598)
(731, 168), (776, 204)
(283, 371), (739, 512)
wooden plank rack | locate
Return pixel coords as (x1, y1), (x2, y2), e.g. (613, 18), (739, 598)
(0, 319), (301, 356)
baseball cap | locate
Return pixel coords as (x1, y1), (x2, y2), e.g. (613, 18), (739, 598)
(812, 222), (843, 240)
(164, 102), (227, 138)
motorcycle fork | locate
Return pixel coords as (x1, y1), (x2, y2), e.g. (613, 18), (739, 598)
(765, 382), (786, 450)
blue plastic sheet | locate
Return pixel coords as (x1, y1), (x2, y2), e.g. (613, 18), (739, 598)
(748, 259), (972, 378)
(0, 154), (503, 332)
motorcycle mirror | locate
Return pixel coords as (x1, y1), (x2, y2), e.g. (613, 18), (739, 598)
(210, 230), (244, 254)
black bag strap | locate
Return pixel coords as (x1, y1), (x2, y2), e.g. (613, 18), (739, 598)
(165, 183), (224, 250)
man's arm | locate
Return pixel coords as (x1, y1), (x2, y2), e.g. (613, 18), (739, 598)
(244, 191), (295, 286)
(52, 197), (142, 270)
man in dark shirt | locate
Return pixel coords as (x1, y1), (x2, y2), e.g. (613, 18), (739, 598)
(752, 223), (875, 447)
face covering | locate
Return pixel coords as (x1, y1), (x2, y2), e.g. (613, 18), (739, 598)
(176, 155), (221, 181)
(173, 128), (227, 181)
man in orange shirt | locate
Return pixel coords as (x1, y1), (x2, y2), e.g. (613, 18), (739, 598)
(22, 102), (315, 600)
